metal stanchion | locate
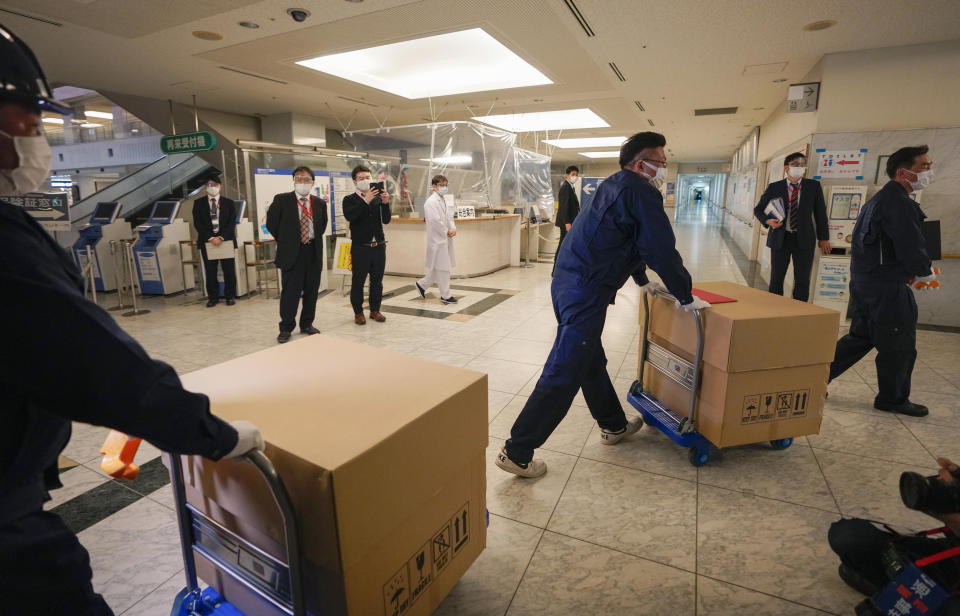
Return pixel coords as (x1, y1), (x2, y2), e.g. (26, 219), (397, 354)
(85, 245), (97, 305)
(121, 240), (150, 317)
(107, 240), (126, 312)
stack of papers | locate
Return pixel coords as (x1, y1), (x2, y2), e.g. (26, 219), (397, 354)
(764, 198), (786, 221)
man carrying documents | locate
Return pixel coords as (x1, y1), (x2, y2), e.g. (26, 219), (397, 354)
(753, 152), (830, 302)
(193, 172), (238, 307)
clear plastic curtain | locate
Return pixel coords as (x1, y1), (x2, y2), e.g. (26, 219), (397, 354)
(508, 147), (555, 220)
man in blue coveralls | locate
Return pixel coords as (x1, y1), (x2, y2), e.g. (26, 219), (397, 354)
(496, 132), (710, 477)
(829, 145), (938, 417)
(0, 24), (263, 615)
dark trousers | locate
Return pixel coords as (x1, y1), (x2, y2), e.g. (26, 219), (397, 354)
(350, 244), (386, 315)
(505, 294), (627, 464)
(0, 511), (114, 615)
(279, 242), (321, 332)
(828, 518), (960, 596)
(768, 232), (815, 302)
(830, 279), (918, 405)
(551, 226), (568, 277)
(202, 252), (236, 300)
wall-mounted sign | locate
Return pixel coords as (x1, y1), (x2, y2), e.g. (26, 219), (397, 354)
(785, 82), (820, 113)
(160, 131), (216, 154)
(814, 149), (867, 180)
(1, 192), (71, 231)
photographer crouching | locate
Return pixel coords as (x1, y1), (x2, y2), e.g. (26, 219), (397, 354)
(830, 457), (960, 614)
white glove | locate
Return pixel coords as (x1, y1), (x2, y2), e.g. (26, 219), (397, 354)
(641, 281), (667, 295)
(223, 420), (265, 459)
(675, 296), (711, 312)
(916, 272), (938, 283)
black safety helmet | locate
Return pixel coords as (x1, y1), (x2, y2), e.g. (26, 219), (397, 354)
(0, 23), (72, 115)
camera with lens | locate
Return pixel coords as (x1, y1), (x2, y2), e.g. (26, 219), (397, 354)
(286, 8), (311, 22)
(900, 468), (960, 513)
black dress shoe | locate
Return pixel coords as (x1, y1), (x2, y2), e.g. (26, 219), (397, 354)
(838, 563), (880, 597)
(206, 299), (218, 307)
(225, 298), (236, 306)
(300, 326), (321, 335)
(277, 330), (292, 343)
(874, 400), (929, 417)
(441, 296), (458, 304)
(416, 281), (426, 298)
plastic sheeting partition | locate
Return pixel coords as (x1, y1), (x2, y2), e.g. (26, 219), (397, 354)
(346, 122), (516, 217)
(505, 147), (554, 221)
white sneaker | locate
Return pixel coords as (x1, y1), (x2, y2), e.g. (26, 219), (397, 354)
(495, 448), (547, 478)
(600, 415), (643, 445)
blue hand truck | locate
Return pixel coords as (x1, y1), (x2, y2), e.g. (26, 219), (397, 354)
(168, 450), (306, 616)
(627, 288), (793, 467)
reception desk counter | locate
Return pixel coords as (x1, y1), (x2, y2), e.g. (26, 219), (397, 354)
(384, 214), (521, 277)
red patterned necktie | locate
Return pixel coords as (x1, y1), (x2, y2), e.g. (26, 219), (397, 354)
(788, 183), (800, 231)
(299, 197), (311, 243)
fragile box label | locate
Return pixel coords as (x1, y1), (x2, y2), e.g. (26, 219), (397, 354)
(383, 502), (471, 616)
(741, 390), (810, 424)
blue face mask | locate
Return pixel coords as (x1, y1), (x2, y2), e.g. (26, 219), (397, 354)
(438, 186), (449, 195)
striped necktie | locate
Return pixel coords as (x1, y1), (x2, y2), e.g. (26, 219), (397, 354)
(788, 182), (800, 231)
(300, 197), (311, 243)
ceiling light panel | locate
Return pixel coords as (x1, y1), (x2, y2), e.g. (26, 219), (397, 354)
(473, 108), (608, 132)
(544, 136), (626, 148)
(296, 28), (552, 99)
(419, 154), (473, 165)
(83, 110), (113, 119)
(579, 151), (620, 158)
(42, 117), (65, 124)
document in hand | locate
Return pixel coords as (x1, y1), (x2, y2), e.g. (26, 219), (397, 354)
(204, 241), (234, 260)
(764, 198), (786, 221)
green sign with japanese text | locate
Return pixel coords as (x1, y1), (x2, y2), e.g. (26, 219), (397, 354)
(161, 131), (216, 154)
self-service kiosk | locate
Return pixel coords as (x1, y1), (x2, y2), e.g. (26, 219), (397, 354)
(72, 202), (132, 292)
(133, 200), (193, 295)
(205, 200), (257, 297)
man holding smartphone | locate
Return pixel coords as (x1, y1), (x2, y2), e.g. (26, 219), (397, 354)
(342, 165), (391, 324)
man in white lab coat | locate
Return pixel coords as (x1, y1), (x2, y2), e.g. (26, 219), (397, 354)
(415, 174), (458, 304)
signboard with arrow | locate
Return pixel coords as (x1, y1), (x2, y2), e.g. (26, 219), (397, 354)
(785, 82), (819, 113)
(814, 148), (868, 180)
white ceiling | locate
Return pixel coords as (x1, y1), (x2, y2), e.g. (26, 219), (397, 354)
(3, 0), (960, 161)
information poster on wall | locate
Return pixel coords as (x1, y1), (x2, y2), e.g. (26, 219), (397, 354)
(333, 237), (352, 275)
(814, 149), (867, 180)
(580, 177), (605, 211)
(1, 192), (71, 231)
(813, 255), (851, 314)
(827, 185), (868, 248)
(253, 168), (332, 240)
(329, 171), (354, 234)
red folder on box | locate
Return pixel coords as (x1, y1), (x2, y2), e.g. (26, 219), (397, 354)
(692, 288), (737, 304)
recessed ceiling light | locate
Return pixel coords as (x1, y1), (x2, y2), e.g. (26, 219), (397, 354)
(803, 19), (837, 31)
(192, 30), (223, 41)
(579, 151), (620, 159)
(473, 108), (608, 132)
(753, 107), (765, 110)
(772, 78), (788, 83)
(296, 28), (552, 99)
(42, 117), (64, 125)
(543, 136), (627, 148)
(81, 123), (102, 128)
(238, 21), (260, 29)
(419, 154), (473, 165)
(84, 110), (113, 119)
(344, 0), (364, 3)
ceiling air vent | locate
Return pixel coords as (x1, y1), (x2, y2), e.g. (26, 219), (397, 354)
(219, 66), (287, 85)
(694, 107), (738, 116)
(563, 0), (595, 37)
(337, 96), (378, 108)
(0, 8), (62, 26)
(609, 62), (626, 82)
(648, 119), (655, 127)
(634, 101), (646, 112)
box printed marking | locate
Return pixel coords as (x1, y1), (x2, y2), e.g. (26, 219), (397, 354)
(741, 389), (809, 424)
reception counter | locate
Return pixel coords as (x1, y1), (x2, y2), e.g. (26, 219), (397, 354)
(384, 214), (521, 277)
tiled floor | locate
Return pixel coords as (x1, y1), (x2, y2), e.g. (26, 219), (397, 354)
(52, 202), (960, 615)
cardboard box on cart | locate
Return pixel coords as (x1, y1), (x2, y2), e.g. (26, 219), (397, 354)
(639, 281), (840, 448)
(177, 335), (488, 616)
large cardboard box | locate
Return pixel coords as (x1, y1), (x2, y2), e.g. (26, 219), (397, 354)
(178, 335), (488, 616)
(640, 282), (839, 447)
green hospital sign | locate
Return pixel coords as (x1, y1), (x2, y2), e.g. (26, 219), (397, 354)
(161, 131), (216, 154)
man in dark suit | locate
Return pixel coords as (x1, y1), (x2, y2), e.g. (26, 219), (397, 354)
(342, 164), (391, 325)
(192, 173), (237, 307)
(553, 165), (580, 276)
(266, 166), (328, 343)
(753, 152), (831, 302)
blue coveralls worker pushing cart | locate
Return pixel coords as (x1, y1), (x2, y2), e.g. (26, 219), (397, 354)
(496, 132), (711, 478)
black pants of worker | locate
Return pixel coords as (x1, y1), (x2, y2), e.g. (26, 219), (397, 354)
(279, 241), (321, 332)
(551, 226), (567, 277)
(828, 518), (960, 605)
(830, 279), (917, 405)
(768, 232), (815, 302)
(505, 305), (627, 465)
(202, 252), (236, 300)
(350, 244), (386, 315)
(0, 510), (114, 615)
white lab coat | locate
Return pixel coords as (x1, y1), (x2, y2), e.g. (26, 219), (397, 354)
(423, 191), (456, 272)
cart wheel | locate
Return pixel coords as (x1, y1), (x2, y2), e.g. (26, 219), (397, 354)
(629, 380), (643, 397)
(769, 438), (793, 450)
(688, 447), (710, 467)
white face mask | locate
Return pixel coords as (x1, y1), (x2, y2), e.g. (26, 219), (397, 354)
(356, 179), (371, 192)
(641, 160), (667, 185)
(568, 176), (578, 185)
(294, 183), (312, 196)
(786, 166), (806, 180)
(206, 186), (220, 197)
(438, 186), (449, 195)
(906, 169), (934, 191)
(0, 130), (53, 195)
